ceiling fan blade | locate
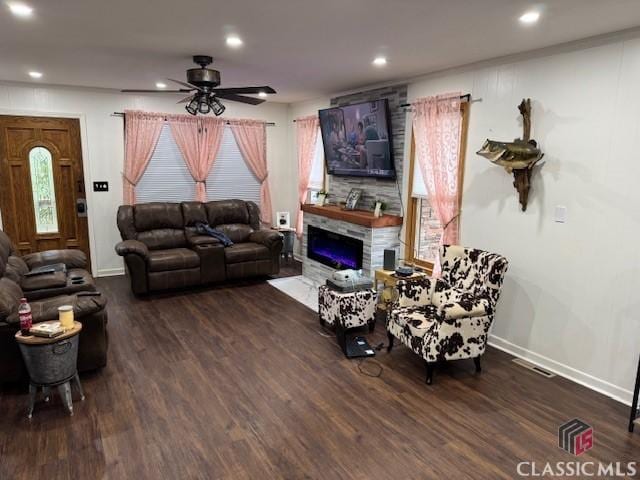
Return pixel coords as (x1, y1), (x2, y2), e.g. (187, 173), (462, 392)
(177, 94), (194, 104)
(212, 86), (276, 95)
(216, 93), (266, 105)
(168, 78), (203, 92)
(121, 89), (190, 93)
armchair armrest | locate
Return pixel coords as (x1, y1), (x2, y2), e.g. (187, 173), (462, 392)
(393, 277), (435, 308)
(186, 235), (222, 247)
(249, 229), (283, 250)
(432, 279), (492, 320)
(115, 240), (149, 259)
(22, 249), (87, 270)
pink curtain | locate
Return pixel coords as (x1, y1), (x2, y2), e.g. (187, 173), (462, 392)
(123, 110), (164, 204)
(229, 120), (272, 226)
(168, 116), (225, 201)
(295, 115), (320, 238)
(412, 93), (463, 273)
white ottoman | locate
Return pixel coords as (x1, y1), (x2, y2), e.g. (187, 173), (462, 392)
(318, 285), (377, 332)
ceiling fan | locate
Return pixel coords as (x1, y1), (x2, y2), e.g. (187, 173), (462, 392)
(121, 55), (276, 116)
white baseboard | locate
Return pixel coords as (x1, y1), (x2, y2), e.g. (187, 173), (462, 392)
(488, 334), (633, 406)
(96, 267), (125, 278)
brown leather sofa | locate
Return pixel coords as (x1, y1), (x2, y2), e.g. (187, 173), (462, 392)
(0, 233), (109, 383)
(115, 200), (283, 295)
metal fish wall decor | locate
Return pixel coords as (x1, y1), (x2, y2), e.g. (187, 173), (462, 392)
(477, 99), (544, 211)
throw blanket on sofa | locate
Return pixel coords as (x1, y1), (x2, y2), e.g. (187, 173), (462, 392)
(194, 222), (234, 247)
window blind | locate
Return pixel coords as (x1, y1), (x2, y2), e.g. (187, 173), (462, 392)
(205, 127), (261, 205)
(136, 124), (196, 203)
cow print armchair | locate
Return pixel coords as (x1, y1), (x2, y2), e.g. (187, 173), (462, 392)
(387, 245), (508, 384)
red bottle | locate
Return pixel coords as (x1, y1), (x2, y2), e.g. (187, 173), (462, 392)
(18, 298), (32, 336)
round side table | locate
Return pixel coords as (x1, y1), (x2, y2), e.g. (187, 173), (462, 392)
(15, 321), (85, 418)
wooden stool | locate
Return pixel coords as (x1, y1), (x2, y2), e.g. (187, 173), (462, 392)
(15, 321), (85, 418)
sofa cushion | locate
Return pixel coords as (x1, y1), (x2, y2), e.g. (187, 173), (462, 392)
(181, 202), (208, 227)
(0, 230), (14, 264)
(0, 277), (23, 324)
(137, 229), (187, 250)
(147, 248), (200, 272)
(224, 242), (271, 264)
(205, 200), (250, 226)
(216, 224), (254, 244)
(134, 203), (184, 231)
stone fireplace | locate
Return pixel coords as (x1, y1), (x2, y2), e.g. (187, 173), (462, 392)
(301, 205), (402, 285)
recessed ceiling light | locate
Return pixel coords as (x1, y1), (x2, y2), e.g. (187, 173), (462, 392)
(519, 11), (540, 24)
(28, 71), (42, 79)
(258, 91), (267, 98)
(7, 2), (33, 17)
(226, 36), (243, 48)
(156, 82), (167, 89)
(373, 56), (387, 67)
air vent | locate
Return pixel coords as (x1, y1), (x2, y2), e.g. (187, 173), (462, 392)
(512, 358), (556, 378)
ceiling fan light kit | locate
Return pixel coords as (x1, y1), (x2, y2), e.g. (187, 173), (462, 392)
(121, 55), (276, 116)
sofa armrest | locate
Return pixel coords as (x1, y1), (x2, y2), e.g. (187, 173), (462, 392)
(115, 240), (149, 259)
(432, 279), (491, 320)
(187, 235), (222, 247)
(249, 229), (283, 250)
(393, 277), (435, 309)
(22, 249), (87, 270)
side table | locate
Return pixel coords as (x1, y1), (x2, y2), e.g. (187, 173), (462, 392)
(15, 321), (85, 418)
(273, 227), (295, 261)
(374, 268), (429, 312)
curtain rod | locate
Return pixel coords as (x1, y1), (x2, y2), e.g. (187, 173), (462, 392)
(400, 93), (473, 108)
(291, 94), (475, 122)
(111, 112), (276, 126)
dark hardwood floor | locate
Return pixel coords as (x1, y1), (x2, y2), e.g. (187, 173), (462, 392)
(1, 265), (638, 479)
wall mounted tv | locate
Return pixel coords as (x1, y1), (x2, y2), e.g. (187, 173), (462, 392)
(319, 99), (396, 179)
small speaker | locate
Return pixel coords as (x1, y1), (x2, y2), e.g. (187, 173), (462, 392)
(383, 249), (396, 271)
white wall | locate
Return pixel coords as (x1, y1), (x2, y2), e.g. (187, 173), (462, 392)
(410, 34), (640, 404)
(288, 32), (640, 404)
(0, 82), (292, 276)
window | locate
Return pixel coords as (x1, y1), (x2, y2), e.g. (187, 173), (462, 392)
(206, 127), (261, 204)
(136, 124), (196, 203)
(28, 146), (59, 234)
(308, 128), (325, 191)
(136, 124), (263, 207)
(406, 102), (469, 271)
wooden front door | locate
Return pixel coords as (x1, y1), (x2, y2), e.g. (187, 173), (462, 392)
(0, 115), (90, 268)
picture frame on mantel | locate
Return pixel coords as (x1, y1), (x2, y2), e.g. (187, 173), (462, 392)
(344, 188), (362, 210)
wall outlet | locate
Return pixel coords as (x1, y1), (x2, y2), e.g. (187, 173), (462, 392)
(554, 205), (567, 223)
(93, 181), (109, 192)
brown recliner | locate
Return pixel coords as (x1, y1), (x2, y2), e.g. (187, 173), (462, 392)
(0, 230), (97, 301)
(115, 199), (283, 295)
(0, 250), (109, 384)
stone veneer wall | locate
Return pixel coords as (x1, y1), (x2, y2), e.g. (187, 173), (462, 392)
(302, 213), (401, 286)
(327, 84), (408, 216)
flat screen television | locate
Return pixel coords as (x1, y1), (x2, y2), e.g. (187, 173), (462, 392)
(318, 99), (395, 179)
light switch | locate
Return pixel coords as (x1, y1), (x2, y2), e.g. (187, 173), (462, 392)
(554, 205), (567, 223)
(93, 181), (109, 192)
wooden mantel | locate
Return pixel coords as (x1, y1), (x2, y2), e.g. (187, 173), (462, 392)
(301, 204), (403, 228)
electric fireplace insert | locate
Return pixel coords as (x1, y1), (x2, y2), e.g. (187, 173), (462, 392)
(307, 225), (363, 270)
